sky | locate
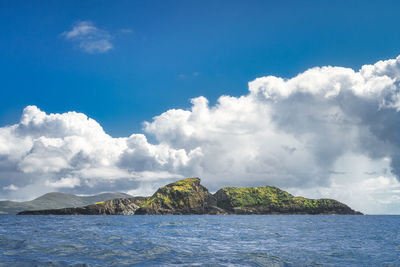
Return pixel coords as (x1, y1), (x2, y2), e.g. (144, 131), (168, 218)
(1, 1), (400, 214)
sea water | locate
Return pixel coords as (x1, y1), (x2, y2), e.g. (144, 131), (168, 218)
(0, 215), (399, 266)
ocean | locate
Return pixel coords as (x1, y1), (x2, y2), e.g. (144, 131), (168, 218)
(0, 215), (398, 266)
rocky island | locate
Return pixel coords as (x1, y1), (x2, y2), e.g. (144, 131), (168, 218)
(18, 178), (362, 215)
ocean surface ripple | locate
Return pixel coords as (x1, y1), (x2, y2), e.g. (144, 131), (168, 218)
(0, 215), (399, 266)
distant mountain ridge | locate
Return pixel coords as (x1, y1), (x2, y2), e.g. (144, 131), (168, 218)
(0, 192), (132, 214)
(18, 178), (362, 215)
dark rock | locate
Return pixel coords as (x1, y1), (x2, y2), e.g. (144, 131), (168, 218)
(18, 197), (147, 215)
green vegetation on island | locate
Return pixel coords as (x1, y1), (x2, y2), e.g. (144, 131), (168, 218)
(17, 178), (362, 215)
(214, 186), (357, 214)
(135, 178), (225, 214)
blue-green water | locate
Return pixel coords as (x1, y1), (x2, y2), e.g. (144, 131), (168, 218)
(0, 215), (398, 266)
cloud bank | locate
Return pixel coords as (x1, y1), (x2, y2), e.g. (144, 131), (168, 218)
(62, 21), (113, 54)
(2, 56), (400, 213)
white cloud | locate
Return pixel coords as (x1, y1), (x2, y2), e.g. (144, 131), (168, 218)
(62, 21), (113, 54)
(0, 105), (196, 200)
(45, 177), (81, 189)
(2, 56), (400, 213)
(3, 184), (18, 191)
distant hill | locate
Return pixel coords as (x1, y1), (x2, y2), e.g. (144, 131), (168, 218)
(0, 192), (132, 214)
(18, 178), (363, 215)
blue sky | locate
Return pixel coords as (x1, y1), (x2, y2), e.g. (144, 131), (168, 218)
(2, 1), (400, 213)
(2, 0), (400, 136)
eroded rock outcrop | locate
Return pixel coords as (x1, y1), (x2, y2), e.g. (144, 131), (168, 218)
(18, 197), (147, 215)
(135, 178), (225, 214)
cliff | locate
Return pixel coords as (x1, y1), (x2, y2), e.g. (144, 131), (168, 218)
(18, 178), (362, 215)
(135, 178), (225, 214)
(18, 197), (146, 215)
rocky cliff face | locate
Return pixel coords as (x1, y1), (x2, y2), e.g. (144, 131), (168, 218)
(18, 178), (362, 215)
(18, 197), (147, 215)
(135, 178), (225, 214)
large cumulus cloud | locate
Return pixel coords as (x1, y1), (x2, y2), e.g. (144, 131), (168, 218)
(0, 106), (200, 200)
(2, 56), (400, 214)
